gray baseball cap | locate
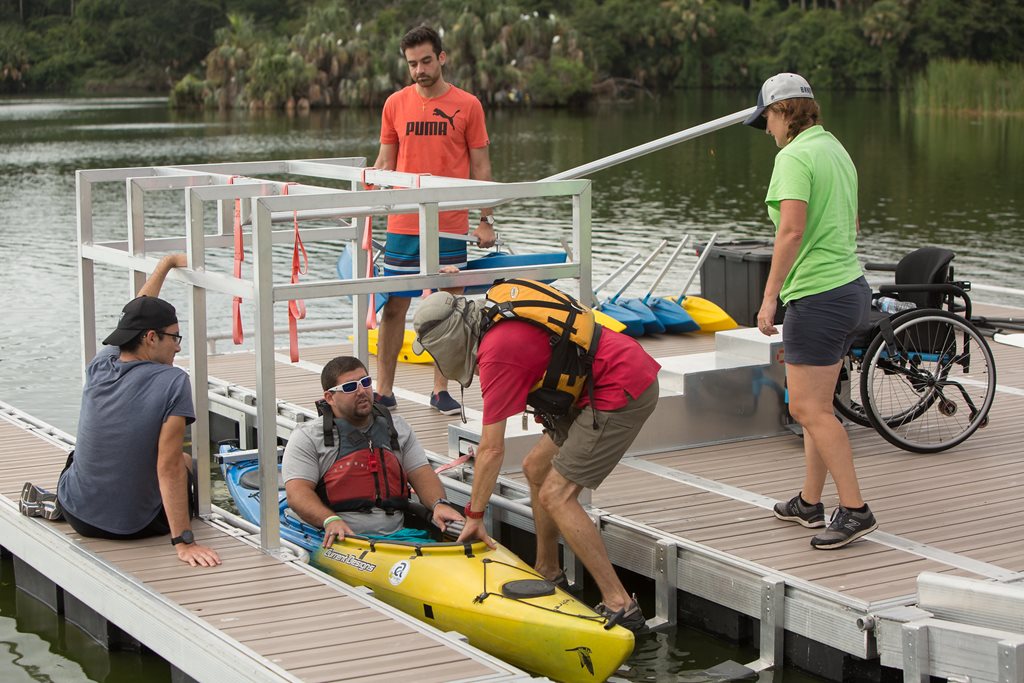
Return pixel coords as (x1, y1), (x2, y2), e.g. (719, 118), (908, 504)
(411, 292), (482, 388)
(743, 73), (814, 129)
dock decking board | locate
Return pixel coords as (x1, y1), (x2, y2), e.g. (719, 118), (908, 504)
(7, 300), (1019, 677)
(193, 302), (1024, 620)
(0, 418), (519, 682)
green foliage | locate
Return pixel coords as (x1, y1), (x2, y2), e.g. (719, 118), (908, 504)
(908, 59), (1024, 115)
(526, 57), (592, 106)
(169, 73), (208, 108)
(0, 24), (31, 91)
(1, 0), (1021, 109)
(246, 45), (316, 108)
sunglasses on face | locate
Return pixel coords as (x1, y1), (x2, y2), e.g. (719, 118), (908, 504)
(327, 375), (373, 394)
(156, 331), (183, 344)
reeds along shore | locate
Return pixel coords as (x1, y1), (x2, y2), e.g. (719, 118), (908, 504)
(907, 60), (1024, 117)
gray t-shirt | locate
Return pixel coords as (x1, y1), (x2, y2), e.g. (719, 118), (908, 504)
(58, 346), (195, 534)
(282, 413), (429, 536)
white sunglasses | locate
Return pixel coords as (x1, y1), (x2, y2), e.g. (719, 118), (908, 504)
(327, 375), (373, 394)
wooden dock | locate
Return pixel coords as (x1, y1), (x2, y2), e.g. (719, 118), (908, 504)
(4, 300), (1023, 682)
(0, 409), (528, 682)
(196, 301), (1024, 681)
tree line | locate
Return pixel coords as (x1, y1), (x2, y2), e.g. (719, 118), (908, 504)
(2, 0), (1022, 108)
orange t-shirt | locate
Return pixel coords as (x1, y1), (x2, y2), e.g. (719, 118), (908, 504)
(380, 84), (490, 235)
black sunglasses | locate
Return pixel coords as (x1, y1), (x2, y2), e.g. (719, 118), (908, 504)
(156, 331), (183, 344)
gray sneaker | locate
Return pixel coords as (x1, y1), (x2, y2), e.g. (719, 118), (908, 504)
(20, 482), (63, 521)
(810, 505), (878, 550)
(773, 494), (826, 528)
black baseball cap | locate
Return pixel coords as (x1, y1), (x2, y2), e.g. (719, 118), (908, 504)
(102, 295), (178, 347)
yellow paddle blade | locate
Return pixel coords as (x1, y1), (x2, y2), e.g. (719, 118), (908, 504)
(669, 295), (738, 332)
(593, 308), (627, 333)
(348, 329), (435, 364)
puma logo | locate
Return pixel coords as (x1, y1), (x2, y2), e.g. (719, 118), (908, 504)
(433, 107), (459, 130)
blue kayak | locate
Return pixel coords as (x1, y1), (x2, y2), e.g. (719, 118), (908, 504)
(337, 248), (567, 301)
(462, 251), (568, 294)
(597, 301), (646, 337)
(646, 297), (700, 333)
(619, 298), (666, 335)
(221, 456), (323, 551)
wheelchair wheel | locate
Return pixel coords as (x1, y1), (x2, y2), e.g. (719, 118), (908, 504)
(861, 309), (996, 453)
(833, 353), (872, 427)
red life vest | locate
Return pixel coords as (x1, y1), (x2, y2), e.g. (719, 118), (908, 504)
(314, 404), (410, 514)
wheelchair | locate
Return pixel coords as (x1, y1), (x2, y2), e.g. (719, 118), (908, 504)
(833, 247), (996, 453)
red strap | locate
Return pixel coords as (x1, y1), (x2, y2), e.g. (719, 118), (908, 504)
(434, 447), (474, 474)
(283, 184), (307, 362)
(229, 176), (244, 345)
(361, 168), (379, 329)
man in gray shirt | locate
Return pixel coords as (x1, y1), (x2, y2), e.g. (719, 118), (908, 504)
(39, 254), (220, 567)
(283, 355), (464, 546)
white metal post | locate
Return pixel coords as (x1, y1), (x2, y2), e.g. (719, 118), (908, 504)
(126, 178), (147, 297)
(185, 188), (212, 516)
(76, 171), (97, 374)
(252, 196), (281, 553)
(419, 202), (441, 276)
(573, 183), (593, 306)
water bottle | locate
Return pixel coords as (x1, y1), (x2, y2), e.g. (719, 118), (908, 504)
(874, 296), (916, 314)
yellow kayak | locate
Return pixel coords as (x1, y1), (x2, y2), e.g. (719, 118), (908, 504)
(673, 295), (738, 332)
(592, 308), (627, 333)
(311, 537), (634, 682)
(349, 329), (435, 364)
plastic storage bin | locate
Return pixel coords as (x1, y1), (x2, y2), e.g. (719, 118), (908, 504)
(697, 239), (785, 328)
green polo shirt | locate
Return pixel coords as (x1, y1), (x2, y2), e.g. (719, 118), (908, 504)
(765, 125), (862, 304)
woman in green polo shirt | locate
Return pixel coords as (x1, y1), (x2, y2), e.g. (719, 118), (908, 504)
(745, 73), (877, 550)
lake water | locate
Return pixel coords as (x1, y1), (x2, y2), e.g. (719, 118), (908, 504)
(0, 93), (1020, 681)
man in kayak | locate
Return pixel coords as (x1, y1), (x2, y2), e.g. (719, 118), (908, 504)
(412, 289), (660, 634)
(21, 253), (221, 568)
(371, 24), (495, 417)
(282, 355), (465, 546)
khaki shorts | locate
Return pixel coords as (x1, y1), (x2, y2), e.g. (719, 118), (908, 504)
(546, 379), (659, 489)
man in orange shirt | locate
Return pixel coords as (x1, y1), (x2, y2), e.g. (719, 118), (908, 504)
(373, 25), (495, 416)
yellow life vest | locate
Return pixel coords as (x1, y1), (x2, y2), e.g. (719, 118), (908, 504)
(481, 279), (603, 418)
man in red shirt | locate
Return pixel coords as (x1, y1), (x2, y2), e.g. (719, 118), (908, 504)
(373, 25), (496, 416)
(412, 289), (660, 634)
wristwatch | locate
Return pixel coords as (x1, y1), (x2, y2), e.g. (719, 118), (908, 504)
(464, 503), (486, 519)
(480, 215), (495, 226)
(171, 529), (195, 546)
(432, 497), (456, 512)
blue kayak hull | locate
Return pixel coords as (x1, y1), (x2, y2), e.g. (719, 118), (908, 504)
(338, 249), (567, 300)
(337, 248), (388, 312)
(462, 252), (567, 295)
(619, 298), (666, 335)
(647, 298), (700, 333)
(598, 302), (646, 337)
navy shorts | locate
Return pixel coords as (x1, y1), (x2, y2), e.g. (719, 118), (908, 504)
(383, 233), (468, 298)
(783, 276), (870, 366)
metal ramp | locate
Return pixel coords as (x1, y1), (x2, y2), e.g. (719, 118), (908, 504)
(875, 573), (1024, 682)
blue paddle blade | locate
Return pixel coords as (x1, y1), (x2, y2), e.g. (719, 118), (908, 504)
(462, 252), (568, 295)
(647, 298), (700, 333)
(619, 298), (666, 335)
(337, 249), (388, 312)
(599, 301), (646, 337)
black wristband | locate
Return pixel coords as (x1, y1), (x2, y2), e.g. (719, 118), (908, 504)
(432, 498), (455, 512)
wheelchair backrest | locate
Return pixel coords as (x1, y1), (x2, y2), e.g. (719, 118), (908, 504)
(895, 247), (955, 309)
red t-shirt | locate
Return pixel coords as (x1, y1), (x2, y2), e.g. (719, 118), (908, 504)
(380, 84), (490, 235)
(478, 320), (661, 425)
